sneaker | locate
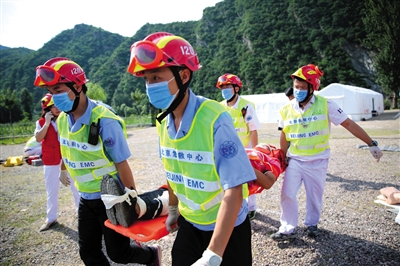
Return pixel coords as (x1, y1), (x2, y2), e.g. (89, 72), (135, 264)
(39, 220), (58, 232)
(147, 244), (162, 266)
(270, 231), (296, 241)
(248, 210), (257, 221)
(307, 225), (318, 238)
(101, 174), (138, 227)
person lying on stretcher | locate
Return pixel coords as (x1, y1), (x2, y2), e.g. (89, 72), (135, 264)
(246, 143), (286, 195)
(100, 143), (285, 228)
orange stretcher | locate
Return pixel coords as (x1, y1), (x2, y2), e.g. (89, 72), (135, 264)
(104, 216), (175, 242)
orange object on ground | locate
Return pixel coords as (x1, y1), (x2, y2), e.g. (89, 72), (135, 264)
(104, 216), (174, 242)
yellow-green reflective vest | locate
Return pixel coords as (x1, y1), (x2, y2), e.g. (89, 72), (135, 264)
(58, 105), (127, 193)
(220, 97), (254, 147)
(280, 95), (330, 156)
(157, 100), (248, 225)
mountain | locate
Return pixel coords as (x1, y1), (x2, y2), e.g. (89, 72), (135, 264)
(0, 0), (381, 122)
(0, 46), (34, 79)
(0, 45), (11, 50)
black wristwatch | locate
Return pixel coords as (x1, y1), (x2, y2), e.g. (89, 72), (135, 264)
(368, 140), (378, 147)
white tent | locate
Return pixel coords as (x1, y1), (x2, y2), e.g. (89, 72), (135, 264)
(316, 83), (384, 122)
(242, 83), (384, 124)
(242, 93), (289, 123)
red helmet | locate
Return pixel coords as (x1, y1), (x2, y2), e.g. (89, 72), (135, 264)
(127, 32), (201, 76)
(34, 57), (89, 87)
(216, 73), (243, 89)
(41, 93), (54, 110)
(291, 64), (324, 91)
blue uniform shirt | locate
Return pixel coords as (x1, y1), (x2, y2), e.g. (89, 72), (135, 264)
(164, 90), (256, 230)
(64, 97), (131, 199)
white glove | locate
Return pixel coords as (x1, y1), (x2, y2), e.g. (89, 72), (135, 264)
(191, 249), (222, 266)
(59, 170), (71, 187)
(166, 205), (179, 233)
(44, 112), (54, 126)
(369, 146), (383, 162)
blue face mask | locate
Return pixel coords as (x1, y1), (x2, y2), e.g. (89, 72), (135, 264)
(146, 77), (177, 109)
(221, 88), (234, 100)
(293, 88), (308, 102)
(52, 90), (74, 112)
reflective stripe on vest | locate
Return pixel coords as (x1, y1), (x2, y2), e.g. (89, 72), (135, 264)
(58, 105), (127, 193)
(157, 100), (225, 225)
(75, 165), (117, 183)
(280, 95), (330, 156)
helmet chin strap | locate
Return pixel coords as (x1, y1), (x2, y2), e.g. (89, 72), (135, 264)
(156, 67), (192, 123)
(65, 83), (81, 114)
(227, 92), (237, 103)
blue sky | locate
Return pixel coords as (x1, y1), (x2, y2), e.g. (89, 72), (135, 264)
(0, 0), (222, 50)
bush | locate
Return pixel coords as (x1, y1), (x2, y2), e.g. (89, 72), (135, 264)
(0, 122), (35, 138)
(383, 99), (391, 110)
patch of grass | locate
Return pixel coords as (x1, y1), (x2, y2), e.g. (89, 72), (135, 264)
(123, 115), (152, 126)
(1, 166), (80, 264)
(0, 136), (31, 145)
(1, 170), (45, 227)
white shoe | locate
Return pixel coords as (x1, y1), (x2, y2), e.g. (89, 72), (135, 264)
(39, 220), (58, 232)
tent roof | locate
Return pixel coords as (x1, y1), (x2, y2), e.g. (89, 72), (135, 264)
(318, 83), (382, 96)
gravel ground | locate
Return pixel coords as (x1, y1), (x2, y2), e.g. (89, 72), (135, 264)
(1, 110), (399, 266)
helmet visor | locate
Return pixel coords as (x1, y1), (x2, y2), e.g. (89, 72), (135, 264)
(216, 76), (230, 88)
(128, 41), (164, 74)
(34, 66), (64, 86)
(218, 76), (228, 83)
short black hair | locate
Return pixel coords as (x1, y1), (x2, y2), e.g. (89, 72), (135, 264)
(285, 87), (293, 97)
(65, 82), (87, 94)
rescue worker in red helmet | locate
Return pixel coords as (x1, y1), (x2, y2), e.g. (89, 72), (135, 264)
(34, 57), (88, 114)
(34, 57), (163, 265)
(272, 64), (383, 241)
(216, 73), (261, 220)
(35, 93), (80, 231)
(127, 32), (255, 266)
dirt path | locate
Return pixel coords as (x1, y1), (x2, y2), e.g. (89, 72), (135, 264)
(1, 110), (399, 265)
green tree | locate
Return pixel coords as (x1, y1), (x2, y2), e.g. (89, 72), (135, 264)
(86, 83), (107, 102)
(0, 88), (19, 141)
(363, 0), (400, 108)
(131, 89), (145, 125)
(18, 88), (34, 121)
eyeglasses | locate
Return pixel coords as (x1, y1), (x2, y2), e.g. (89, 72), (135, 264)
(34, 66), (71, 86)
